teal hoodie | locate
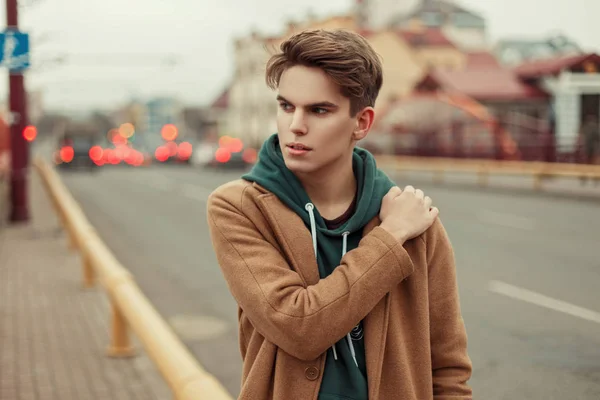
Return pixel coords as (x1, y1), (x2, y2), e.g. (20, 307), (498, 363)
(242, 134), (395, 400)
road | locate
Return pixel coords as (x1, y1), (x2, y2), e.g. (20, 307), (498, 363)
(58, 163), (600, 399)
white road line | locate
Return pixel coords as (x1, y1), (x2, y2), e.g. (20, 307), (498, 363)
(181, 184), (211, 202)
(476, 210), (536, 230)
(489, 280), (600, 324)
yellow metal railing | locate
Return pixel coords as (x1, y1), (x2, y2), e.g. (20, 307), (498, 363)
(376, 155), (600, 191)
(33, 158), (233, 400)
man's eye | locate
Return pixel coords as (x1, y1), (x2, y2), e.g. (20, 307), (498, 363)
(279, 102), (292, 111)
(313, 107), (328, 114)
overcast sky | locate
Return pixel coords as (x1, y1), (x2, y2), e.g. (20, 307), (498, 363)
(0, 0), (596, 113)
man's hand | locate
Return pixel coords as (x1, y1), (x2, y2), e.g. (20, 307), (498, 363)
(379, 185), (439, 244)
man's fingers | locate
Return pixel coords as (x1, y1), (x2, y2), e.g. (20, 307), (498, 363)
(386, 186), (402, 199)
(404, 185), (415, 193)
(415, 189), (424, 200)
(424, 196), (432, 208)
(429, 206), (439, 219)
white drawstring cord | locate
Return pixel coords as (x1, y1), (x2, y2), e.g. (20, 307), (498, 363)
(304, 205), (358, 367)
(342, 231), (358, 368)
(305, 203), (338, 360)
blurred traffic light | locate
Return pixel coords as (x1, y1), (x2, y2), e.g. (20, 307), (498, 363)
(23, 125), (37, 142)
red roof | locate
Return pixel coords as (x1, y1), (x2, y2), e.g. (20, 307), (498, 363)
(466, 51), (501, 68)
(514, 53), (600, 78)
(417, 67), (548, 101)
(398, 29), (455, 48)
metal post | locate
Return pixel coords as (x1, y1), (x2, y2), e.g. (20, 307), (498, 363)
(83, 254), (95, 288)
(7, 0), (30, 223)
(106, 300), (135, 358)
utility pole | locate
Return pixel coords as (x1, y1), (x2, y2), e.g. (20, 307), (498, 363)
(7, 0), (29, 223)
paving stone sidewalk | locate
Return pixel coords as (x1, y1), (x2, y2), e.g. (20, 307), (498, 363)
(0, 172), (171, 400)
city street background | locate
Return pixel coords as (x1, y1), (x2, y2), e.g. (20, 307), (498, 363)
(56, 156), (600, 399)
(1, 0), (600, 398)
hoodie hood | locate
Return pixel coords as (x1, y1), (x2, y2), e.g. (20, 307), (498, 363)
(242, 133), (395, 236)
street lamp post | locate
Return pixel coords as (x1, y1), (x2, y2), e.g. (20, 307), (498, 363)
(6, 0), (30, 223)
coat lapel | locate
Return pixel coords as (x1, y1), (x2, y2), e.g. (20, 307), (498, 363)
(254, 188), (321, 285)
(362, 216), (392, 398)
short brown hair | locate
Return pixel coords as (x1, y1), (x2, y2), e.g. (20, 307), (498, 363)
(265, 29), (383, 116)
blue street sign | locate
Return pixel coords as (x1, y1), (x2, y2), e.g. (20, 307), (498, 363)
(0, 30), (30, 72)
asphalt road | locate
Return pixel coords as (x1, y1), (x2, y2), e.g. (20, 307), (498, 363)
(59, 163), (600, 399)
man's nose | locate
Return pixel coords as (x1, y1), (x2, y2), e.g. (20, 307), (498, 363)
(289, 110), (307, 135)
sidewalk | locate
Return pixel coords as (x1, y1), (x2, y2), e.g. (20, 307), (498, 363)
(0, 172), (171, 400)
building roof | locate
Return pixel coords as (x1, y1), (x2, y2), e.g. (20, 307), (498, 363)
(465, 51), (501, 68)
(419, 0), (482, 17)
(390, 0), (484, 27)
(397, 28), (455, 48)
(416, 66), (549, 101)
(513, 53), (600, 78)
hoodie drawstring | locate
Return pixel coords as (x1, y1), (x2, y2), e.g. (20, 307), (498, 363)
(305, 203), (358, 367)
(341, 231), (358, 367)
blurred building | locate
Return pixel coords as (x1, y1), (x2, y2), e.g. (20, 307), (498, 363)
(111, 97), (191, 153)
(513, 53), (600, 153)
(222, 10), (479, 147)
(203, 87), (229, 143)
(224, 15), (357, 148)
(355, 0), (420, 29)
(365, 26), (467, 108)
(226, 31), (276, 149)
(407, 51), (550, 159)
(358, 0), (488, 50)
(415, 51), (550, 120)
(494, 34), (583, 67)
(372, 52), (600, 160)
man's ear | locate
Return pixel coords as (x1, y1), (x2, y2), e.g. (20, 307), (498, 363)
(353, 106), (375, 141)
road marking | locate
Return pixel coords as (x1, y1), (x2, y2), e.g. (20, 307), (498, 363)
(169, 315), (229, 341)
(181, 184), (211, 202)
(476, 210), (535, 230)
(489, 280), (600, 324)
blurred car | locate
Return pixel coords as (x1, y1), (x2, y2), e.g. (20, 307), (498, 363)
(54, 134), (101, 172)
(192, 139), (257, 170)
(97, 143), (151, 167)
(153, 139), (194, 165)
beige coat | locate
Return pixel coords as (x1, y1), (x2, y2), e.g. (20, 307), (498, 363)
(207, 179), (473, 399)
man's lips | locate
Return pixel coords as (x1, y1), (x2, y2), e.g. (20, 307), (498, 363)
(286, 143), (312, 150)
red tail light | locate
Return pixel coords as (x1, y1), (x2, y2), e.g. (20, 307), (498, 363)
(215, 148), (231, 163)
(155, 146), (170, 162)
(89, 146), (103, 161)
(177, 142), (193, 160)
(60, 146), (74, 163)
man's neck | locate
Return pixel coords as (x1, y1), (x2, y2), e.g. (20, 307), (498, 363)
(296, 156), (357, 220)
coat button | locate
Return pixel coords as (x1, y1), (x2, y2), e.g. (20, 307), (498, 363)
(305, 366), (320, 381)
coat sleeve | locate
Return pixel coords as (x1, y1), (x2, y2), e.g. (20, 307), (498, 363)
(426, 218), (473, 399)
(206, 186), (415, 361)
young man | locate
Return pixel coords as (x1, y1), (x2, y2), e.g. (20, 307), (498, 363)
(207, 29), (472, 400)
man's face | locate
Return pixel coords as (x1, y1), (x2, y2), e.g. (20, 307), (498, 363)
(276, 65), (363, 176)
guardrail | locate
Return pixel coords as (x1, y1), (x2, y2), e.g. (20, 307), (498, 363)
(33, 158), (233, 400)
(375, 155), (600, 190)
